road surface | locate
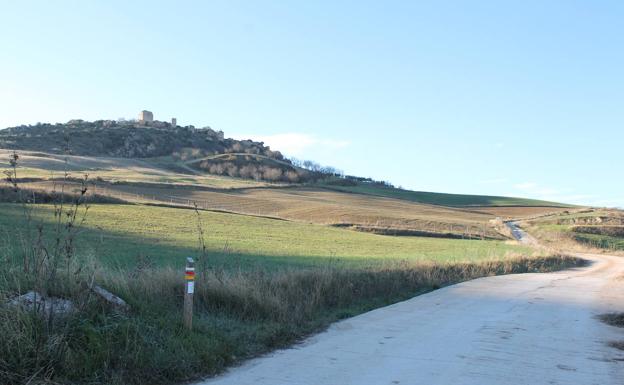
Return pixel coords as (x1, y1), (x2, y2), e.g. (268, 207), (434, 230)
(506, 221), (538, 245)
(198, 231), (624, 385)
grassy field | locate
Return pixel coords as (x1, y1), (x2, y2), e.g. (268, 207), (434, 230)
(572, 232), (624, 250)
(0, 200), (582, 385)
(1, 150), (573, 241)
(0, 203), (528, 269)
(322, 183), (573, 207)
(17, 179), (576, 240)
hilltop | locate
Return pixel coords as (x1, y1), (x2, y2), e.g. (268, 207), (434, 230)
(0, 121), (580, 204)
(0, 118), (575, 212)
(0, 119), (327, 183)
(0, 119), (280, 159)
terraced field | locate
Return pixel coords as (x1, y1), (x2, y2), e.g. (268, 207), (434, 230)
(18, 180), (510, 239)
(522, 209), (624, 251)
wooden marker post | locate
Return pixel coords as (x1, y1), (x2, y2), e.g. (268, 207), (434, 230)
(184, 257), (195, 330)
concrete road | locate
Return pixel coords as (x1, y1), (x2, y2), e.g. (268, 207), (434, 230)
(198, 254), (624, 384)
(506, 221), (538, 245)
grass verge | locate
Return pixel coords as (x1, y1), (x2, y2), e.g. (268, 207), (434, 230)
(0, 254), (584, 385)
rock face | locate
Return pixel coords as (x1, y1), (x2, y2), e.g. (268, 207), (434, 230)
(8, 291), (74, 316)
(0, 120), (282, 161)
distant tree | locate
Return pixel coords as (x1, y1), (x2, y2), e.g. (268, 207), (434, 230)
(303, 160), (322, 172)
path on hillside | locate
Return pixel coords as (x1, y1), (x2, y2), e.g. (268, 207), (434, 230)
(197, 226), (624, 385)
(506, 220), (539, 245)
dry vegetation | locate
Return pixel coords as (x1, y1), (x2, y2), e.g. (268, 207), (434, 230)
(1, 245), (582, 385)
(0, 149), (268, 188)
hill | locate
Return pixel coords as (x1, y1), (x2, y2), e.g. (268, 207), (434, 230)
(0, 120), (276, 159)
(1, 149), (573, 240)
(0, 121), (343, 183)
(321, 183), (571, 207)
(0, 122), (577, 207)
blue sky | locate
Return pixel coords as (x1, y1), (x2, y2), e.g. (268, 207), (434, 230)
(1, 1), (622, 207)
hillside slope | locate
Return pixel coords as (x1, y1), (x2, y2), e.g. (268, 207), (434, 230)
(323, 183), (572, 207)
(1, 149), (573, 240)
(0, 121), (340, 183)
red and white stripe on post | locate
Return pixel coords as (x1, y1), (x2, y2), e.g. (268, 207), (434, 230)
(185, 259), (195, 294)
(183, 257), (195, 330)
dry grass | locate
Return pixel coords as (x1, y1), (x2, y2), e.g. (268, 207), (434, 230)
(0, 253), (584, 385)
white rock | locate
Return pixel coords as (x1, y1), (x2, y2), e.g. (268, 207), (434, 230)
(8, 291), (74, 316)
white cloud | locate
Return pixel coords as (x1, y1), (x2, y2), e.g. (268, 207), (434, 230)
(231, 132), (350, 157)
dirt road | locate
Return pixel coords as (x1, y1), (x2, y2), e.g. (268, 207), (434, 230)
(197, 249), (624, 385)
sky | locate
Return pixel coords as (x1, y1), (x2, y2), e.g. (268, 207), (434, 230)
(1, 1), (622, 207)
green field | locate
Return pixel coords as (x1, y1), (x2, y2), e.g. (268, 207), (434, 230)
(324, 183), (573, 207)
(0, 203), (528, 270)
(572, 233), (624, 250)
